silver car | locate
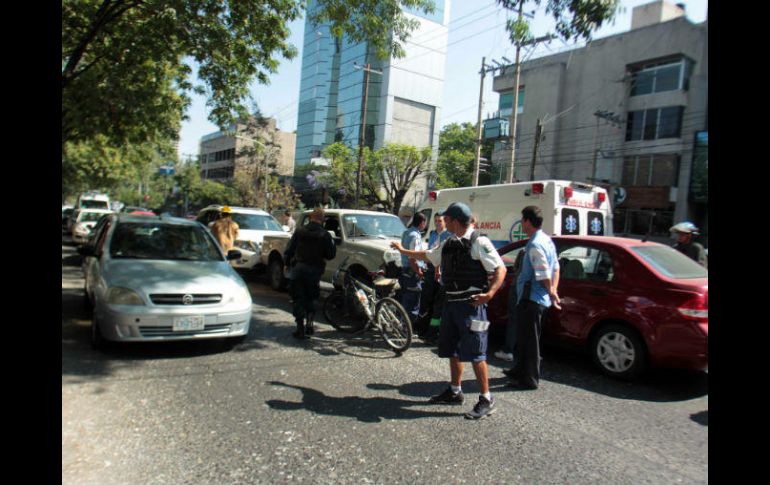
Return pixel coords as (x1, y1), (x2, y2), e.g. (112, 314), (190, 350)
(80, 214), (253, 349)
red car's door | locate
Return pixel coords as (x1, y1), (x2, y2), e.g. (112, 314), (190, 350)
(548, 243), (622, 343)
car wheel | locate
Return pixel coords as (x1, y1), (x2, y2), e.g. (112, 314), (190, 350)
(591, 323), (646, 380)
(269, 259), (287, 292)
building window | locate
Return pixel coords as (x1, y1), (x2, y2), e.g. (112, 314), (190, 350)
(622, 154), (680, 187)
(499, 87), (525, 116)
(626, 106), (684, 141)
(629, 58), (693, 96)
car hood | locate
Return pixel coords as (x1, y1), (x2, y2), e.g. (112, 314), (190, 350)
(103, 259), (247, 294)
(237, 229), (287, 244)
(346, 237), (401, 252)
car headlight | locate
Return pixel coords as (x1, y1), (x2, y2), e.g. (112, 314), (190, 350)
(234, 240), (259, 253)
(383, 249), (402, 266)
(228, 288), (252, 306)
(106, 287), (145, 306)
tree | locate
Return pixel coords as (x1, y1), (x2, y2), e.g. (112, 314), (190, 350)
(62, 0), (435, 148)
(497, 1), (620, 45)
(435, 122), (493, 189)
(323, 142), (431, 214)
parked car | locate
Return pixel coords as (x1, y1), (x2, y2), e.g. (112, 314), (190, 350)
(260, 209), (406, 291)
(487, 236), (708, 379)
(71, 208), (114, 245)
(79, 214), (253, 349)
(196, 205), (287, 273)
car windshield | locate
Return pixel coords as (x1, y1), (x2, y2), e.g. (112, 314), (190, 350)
(80, 200), (109, 209)
(79, 212), (107, 223)
(342, 214), (406, 238)
(231, 213), (283, 231)
(630, 246), (708, 279)
(109, 222), (223, 261)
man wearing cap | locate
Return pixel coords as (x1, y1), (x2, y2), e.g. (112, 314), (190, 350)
(391, 202), (507, 420)
(670, 222), (707, 268)
(210, 206), (239, 254)
(398, 212), (428, 329)
(284, 207), (337, 339)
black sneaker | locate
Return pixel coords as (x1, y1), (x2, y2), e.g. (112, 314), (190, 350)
(428, 387), (464, 405)
(305, 312), (315, 336)
(464, 396), (495, 420)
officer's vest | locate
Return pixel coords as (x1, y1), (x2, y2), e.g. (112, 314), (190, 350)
(441, 231), (488, 294)
(295, 223), (327, 266)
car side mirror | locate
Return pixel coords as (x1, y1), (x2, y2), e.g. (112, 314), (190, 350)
(226, 250), (242, 261)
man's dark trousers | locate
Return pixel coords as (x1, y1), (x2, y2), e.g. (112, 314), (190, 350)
(289, 263), (324, 324)
(511, 300), (547, 388)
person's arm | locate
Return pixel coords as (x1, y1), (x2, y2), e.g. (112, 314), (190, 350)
(529, 246), (562, 309)
(390, 241), (430, 262)
(470, 264), (507, 307)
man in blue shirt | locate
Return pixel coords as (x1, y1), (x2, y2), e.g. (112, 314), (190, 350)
(398, 212), (428, 326)
(506, 206), (561, 390)
(417, 212), (451, 339)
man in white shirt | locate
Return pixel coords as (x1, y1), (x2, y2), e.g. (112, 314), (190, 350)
(390, 202), (506, 420)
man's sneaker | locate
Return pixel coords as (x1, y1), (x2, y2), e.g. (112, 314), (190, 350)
(494, 350), (514, 362)
(465, 395), (495, 420)
(305, 313), (315, 336)
(428, 387), (464, 405)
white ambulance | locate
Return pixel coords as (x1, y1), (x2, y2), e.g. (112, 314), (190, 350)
(418, 180), (613, 248)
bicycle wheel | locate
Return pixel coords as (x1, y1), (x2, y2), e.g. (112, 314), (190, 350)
(323, 290), (366, 333)
(375, 297), (413, 353)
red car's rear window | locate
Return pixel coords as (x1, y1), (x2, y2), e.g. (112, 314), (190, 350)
(630, 246), (707, 279)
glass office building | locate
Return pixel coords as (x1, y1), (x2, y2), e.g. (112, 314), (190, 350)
(294, 0), (450, 173)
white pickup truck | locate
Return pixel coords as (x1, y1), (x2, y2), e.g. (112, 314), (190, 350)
(260, 209), (406, 291)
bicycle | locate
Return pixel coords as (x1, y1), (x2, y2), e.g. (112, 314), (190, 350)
(322, 257), (413, 353)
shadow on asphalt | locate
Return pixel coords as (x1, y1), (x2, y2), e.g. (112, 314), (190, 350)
(690, 410), (708, 426)
(266, 381), (460, 422)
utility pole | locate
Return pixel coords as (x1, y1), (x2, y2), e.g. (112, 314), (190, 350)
(506, 0), (524, 184)
(473, 57), (486, 187)
(353, 62), (382, 209)
(591, 110), (625, 183)
(529, 118), (543, 180)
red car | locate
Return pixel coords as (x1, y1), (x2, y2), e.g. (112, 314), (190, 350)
(487, 236), (708, 379)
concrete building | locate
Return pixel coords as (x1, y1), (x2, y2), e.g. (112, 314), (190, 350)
(294, 0), (450, 216)
(198, 117), (296, 181)
(487, 0), (708, 242)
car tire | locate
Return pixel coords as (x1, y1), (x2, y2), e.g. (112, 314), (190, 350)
(590, 323), (646, 380)
(269, 259), (287, 292)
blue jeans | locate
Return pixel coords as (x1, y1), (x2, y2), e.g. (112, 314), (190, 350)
(398, 272), (423, 323)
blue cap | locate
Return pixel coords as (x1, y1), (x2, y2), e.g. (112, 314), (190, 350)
(441, 202), (472, 224)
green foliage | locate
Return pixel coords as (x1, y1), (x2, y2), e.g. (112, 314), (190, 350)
(323, 142), (431, 214)
(62, 0), (435, 149)
(435, 122), (493, 189)
(496, 0), (619, 44)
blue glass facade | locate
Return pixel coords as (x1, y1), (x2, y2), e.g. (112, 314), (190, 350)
(294, 0), (449, 172)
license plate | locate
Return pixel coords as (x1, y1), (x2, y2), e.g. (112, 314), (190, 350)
(173, 316), (205, 331)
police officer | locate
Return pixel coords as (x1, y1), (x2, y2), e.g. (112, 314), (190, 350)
(670, 221), (707, 268)
(391, 202), (507, 420)
(506, 206), (561, 390)
(284, 207), (336, 339)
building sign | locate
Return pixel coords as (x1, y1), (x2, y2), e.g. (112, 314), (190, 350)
(689, 131), (708, 203)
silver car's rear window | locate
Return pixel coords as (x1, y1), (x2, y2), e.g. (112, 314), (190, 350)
(110, 222), (223, 261)
(630, 246), (707, 279)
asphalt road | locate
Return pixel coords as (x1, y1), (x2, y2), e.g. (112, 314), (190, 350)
(62, 238), (708, 485)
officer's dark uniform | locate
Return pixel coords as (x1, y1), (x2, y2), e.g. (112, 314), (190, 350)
(284, 220), (336, 338)
(438, 232), (490, 361)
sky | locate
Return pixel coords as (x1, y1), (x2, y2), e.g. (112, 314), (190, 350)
(176, 0), (708, 160)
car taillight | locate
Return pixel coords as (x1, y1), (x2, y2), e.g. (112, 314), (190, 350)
(428, 191), (437, 201)
(563, 186), (573, 199)
(532, 183), (544, 194)
(597, 192), (606, 203)
(678, 296), (708, 322)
